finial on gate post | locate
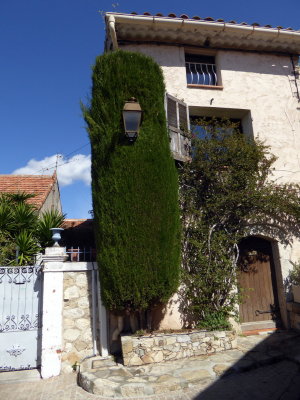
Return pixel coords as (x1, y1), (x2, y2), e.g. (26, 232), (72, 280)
(50, 228), (64, 247)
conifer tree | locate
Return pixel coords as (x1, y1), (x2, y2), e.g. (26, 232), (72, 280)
(84, 50), (180, 324)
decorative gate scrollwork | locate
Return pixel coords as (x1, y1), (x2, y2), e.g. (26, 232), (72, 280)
(0, 265), (42, 371)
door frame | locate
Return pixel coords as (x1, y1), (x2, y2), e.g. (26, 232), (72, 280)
(238, 235), (286, 331)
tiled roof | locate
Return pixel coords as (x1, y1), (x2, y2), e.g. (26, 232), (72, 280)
(126, 12), (297, 31)
(0, 173), (57, 210)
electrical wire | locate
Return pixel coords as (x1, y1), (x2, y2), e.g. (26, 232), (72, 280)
(0, 143), (91, 192)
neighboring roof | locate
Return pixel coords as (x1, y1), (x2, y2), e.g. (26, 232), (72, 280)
(106, 12), (300, 54)
(0, 173), (57, 210)
(61, 219), (95, 248)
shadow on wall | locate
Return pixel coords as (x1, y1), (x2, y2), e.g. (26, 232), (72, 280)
(193, 330), (300, 400)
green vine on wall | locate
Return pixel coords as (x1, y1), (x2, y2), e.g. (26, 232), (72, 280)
(179, 118), (300, 329)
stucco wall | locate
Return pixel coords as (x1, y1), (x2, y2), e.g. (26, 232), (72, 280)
(40, 180), (62, 214)
(120, 43), (300, 329)
(121, 44), (300, 186)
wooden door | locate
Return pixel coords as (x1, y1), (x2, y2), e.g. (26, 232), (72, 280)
(238, 237), (280, 326)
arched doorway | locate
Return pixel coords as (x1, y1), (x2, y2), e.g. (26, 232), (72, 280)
(238, 236), (281, 331)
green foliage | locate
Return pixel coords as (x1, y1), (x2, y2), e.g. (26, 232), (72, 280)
(83, 50), (180, 317)
(287, 261), (300, 286)
(180, 118), (300, 328)
(15, 230), (40, 265)
(0, 192), (64, 265)
(196, 311), (232, 331)
(37, 210), (65, 248)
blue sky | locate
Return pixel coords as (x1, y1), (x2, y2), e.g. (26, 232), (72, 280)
(1, 0), (299, 218)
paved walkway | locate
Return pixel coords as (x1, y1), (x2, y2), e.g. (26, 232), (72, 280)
(1, 331), (300, 400)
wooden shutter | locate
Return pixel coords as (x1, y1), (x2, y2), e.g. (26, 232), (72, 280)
(167, 96), (178, 129)
(166, 93), (190, 161)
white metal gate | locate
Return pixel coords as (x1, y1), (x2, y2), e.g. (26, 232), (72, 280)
(0, 265), (42, 371)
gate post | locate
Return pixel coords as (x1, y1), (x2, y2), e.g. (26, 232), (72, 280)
(41, 246), (68, 379)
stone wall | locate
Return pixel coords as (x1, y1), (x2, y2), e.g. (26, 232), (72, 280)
(61, 270), (95, 373)
(287, 301), (300, 331)
(121, 330), (237, 366)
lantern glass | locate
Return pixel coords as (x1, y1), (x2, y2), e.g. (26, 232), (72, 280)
(123, 110), (142, 133)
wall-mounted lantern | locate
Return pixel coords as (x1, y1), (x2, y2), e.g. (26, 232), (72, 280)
(122, 97), (143, 141)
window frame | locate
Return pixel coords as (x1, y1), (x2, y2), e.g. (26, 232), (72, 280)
(185, 48), (223, 90)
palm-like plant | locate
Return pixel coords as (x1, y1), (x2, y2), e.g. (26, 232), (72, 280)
(0, 192), (64, 265)
(37, 210), (65, 248)
(15, 230), (41, 265)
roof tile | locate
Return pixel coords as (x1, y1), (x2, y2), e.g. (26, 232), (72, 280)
(0, 173), (57, 209)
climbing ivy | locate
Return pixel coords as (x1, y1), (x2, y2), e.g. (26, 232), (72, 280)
(180, 118), (300, 328)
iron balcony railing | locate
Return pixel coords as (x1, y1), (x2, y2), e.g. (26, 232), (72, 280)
(66, 247), (96, 262)
(186, 62), (218, 86)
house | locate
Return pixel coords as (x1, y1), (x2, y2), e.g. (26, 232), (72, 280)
(0, 172), (62, 214)
(104, 12), (300, 333)
(61, 219), (96, 261)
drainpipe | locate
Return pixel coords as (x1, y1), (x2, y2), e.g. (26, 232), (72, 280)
(94, 262), (109, 357)
(91, 267), (97, 355)
(107, 15), (118, 50)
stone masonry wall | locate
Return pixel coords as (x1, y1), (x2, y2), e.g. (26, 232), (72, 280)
(121, 330), (237, 366)
(61, 271), (95, 373)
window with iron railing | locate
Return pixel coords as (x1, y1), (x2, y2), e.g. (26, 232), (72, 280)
(185, 54), (220, 87)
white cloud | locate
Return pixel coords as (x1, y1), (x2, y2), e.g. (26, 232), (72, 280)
(12, 154), (91, 187)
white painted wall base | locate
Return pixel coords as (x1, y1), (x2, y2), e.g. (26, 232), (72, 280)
(40, 247), (67, 379)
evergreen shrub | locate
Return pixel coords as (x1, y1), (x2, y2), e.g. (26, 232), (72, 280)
(84, 50), (180, 316)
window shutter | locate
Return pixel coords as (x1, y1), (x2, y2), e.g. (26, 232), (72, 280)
(166, 93), (190, 161)
(167, 96), (178, 128)
(178, 103), (188, 132)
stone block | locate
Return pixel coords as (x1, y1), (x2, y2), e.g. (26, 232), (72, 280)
(64, 318), (75, 328)
(194, 348), (207, 356)
(92, 378), (119, 396)
(129, 354), (143, 366)
(76, 273), (89, 288)
(120, 383), (145, 397)
(213, 363), (229, 376)
(214, 331), (226, 338)
(63, 307), (85, 319)
(78, 297), (90, 308)
(64, 328), (81, 341)
(179, 369), (212, 383)
(166, 336), (177, 345)
(177, 335), (190, 343)
(64, 285), (80, 300)
(81, 329), (93, 342)
(166, 352), (177, 360)
(75, 340), (88, 352)
(75, 318), (90, 331)
(141, 354), (154, 364)
(152, 351), (164, 362)
(121, 338), (133, 354)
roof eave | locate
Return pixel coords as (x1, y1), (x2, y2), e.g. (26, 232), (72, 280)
(105, 12), (300, 54)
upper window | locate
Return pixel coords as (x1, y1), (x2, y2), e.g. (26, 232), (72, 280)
(185, 54), (219, 87)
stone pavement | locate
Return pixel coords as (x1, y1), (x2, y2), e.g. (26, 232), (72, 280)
(1, 330), (300, 400)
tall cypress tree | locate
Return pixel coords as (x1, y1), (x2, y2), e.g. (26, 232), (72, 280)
(84, 50), (180, 318)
